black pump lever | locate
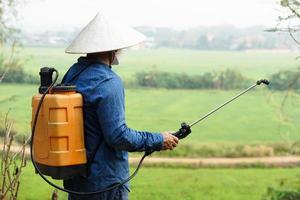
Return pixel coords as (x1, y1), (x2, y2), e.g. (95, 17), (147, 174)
(172, 79), (270, 140)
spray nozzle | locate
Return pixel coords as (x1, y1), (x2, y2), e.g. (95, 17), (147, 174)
(256, 79), (269, 85)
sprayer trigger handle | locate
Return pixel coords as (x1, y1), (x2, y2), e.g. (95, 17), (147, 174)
(172, 122), (191, 140)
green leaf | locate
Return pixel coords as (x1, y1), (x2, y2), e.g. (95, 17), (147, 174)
(281, 0), (289, 7)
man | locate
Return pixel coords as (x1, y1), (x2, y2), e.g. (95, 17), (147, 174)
(62, 12), (179, 200)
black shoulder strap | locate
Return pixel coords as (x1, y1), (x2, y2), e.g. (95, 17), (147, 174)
(61, 65), (90, 84)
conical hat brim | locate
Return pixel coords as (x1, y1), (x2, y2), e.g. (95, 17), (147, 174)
(65, 12), (146, 54)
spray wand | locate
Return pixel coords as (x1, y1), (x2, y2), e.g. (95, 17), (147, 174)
(172, 79), (270, 139)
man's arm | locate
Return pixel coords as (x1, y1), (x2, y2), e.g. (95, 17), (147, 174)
(94, 78), (178, 152)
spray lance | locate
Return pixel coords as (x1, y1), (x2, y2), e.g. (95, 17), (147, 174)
(171, 79), (270, 140)
(31, 67), (269, 196)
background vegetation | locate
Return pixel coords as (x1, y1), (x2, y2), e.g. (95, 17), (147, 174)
(2, 47), (300, 92)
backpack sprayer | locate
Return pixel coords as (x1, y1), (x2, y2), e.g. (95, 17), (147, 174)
(31, 67), (269, 196)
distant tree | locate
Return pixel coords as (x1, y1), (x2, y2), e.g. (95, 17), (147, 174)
(0, 0), (24, 83)
(273, 0), (300, 44)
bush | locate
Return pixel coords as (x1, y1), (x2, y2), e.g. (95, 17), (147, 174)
(262, 187), (300, 200)
(0, 51), (39, 84)
(134, 68), (300, 91)
(242, 145), (274, 157)
(135, 68), (252, 90)
(269, 70), (300, 92)
(136, 143), (289, 158)
(0, 63), (39, 84)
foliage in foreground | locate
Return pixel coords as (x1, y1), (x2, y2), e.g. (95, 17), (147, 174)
(0, 115), (27, 199)
(262, 175), (300, 200)
(263, 188), (300, 200)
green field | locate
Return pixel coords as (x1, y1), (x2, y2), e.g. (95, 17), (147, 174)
(1, 84), (300, 144)
(22, 47), (300, 79)
(18, 163), (300, 200)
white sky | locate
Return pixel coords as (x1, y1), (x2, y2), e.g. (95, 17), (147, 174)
(20, 0), (282, 33)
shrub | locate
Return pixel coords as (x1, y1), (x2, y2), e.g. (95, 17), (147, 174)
(0, 63), (39, 84)
(135, 68), (252, 89)
(242, 145), (274, 157)
(269, 70), (300, 92)
(139, 143), (285, 158)
(0, 51), (39, 84)
(262, 187), (300, 200)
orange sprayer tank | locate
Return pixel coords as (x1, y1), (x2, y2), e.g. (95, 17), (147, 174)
(32, 83), (87, 179)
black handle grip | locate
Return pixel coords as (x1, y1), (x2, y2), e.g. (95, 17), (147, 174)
(172, 122), (191, 139)
(39, 67), (56, 94)
(145, 122), (191, 155)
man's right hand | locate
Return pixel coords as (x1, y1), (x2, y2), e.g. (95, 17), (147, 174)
(161, 132), (179, 150)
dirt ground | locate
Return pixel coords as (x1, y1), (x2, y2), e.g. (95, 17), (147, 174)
(4, 145), (300, 168)
(129, 156), (300, 167)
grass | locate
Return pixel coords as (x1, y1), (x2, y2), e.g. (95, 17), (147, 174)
(17, 163), (300, 200)
(22, 47), (300, 79)
(1, 84), (300, 144)
(130, 167), (300, 200)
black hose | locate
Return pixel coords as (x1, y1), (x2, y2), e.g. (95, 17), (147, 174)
(30, 69), (149, 196)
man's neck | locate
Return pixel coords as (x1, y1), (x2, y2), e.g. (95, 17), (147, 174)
(95, 58), (110, 66)
(86, 56), (110, 66)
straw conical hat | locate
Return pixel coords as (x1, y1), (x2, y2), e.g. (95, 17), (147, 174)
(65, 12), (146, 54)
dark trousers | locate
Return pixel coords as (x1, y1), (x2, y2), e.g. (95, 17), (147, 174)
(68, 186), (129, 200)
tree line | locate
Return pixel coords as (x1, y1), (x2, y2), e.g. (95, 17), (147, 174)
(134, 68), (252, 89)
(2, 64), (300, 92)
(134, 68), (300, 91)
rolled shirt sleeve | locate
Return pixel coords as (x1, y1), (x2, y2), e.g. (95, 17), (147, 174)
(94, 77), (164, 152)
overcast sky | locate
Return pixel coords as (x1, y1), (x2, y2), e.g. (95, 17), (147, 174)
(20, 0), (282, 33)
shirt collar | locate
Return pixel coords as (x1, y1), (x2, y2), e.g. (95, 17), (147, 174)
(63, 57), (112, 84)
(78, 56), (112, 69)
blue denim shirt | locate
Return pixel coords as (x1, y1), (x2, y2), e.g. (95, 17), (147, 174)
(62, 57), (163, 193)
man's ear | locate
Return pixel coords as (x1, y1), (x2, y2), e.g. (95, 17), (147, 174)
(111, 50), (120, 65)
(109, 51), (116, 66)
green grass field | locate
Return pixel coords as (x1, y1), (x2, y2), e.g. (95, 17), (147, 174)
(22, 47), (300, 79)
(18, 163), (300, 200)
(1, 84), (300, 144)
